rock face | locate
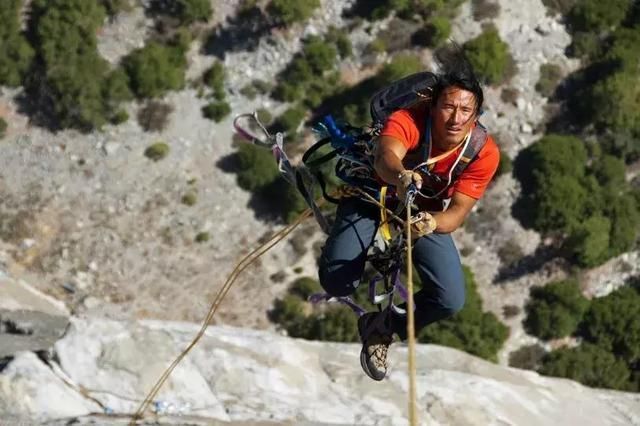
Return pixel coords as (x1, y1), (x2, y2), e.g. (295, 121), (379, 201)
(1, 317), (638, 425)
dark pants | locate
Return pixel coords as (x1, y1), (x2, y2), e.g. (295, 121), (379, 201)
(318, 197), (465, 340)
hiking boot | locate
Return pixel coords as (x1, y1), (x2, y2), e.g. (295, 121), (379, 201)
(358, 311), (394, 381)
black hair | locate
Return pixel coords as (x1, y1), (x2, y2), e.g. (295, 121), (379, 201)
(432, 43), (484, 115)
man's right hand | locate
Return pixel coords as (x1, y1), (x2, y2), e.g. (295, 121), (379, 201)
(397, 170), (422, 202)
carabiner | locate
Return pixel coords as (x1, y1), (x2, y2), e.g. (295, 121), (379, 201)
(232, 112), (274, 148)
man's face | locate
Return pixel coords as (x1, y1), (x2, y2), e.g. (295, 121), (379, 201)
(431, 86), (478, 148)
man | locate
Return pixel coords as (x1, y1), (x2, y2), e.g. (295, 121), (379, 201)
(318, 55), (500, 381)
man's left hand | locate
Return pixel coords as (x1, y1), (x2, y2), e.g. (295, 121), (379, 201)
(409, 211), (437, 238)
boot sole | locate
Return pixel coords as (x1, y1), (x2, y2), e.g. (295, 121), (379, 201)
(360, 346), (385, 381)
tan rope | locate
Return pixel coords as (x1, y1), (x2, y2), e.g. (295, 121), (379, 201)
(406, 202), (418, 426)
(128, 207), (314, 425)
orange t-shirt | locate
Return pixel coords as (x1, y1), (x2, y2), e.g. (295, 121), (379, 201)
(380, 106), (500, 201)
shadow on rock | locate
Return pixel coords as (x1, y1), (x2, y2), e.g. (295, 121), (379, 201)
(495, 243), (566, 283)
(202, 6), (274, 59)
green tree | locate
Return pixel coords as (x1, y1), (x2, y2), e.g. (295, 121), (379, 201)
(589, 71), (640, 138)
(326, 53), (423, 126)
(539, 343), (631, 390)
(606, 195), (640, 257)
(204, 62), (226, 100)
(535, 63), (563, 97)
(176, 0), (212, 23)
(271, 104), (307, 135)
(0, 0), (34, 87)
(29, 0), (121, 130)
(566, 215), (612, 267)
(566, 0), (630, 34)
(267, 0), (320, 26)
(290, 276), (322, 300)
(303, 37), (338, 74)
(419, 266), (509, 361)
(235, 143), (280, 191)
(463, 25), (515, 85)
(580, 285), (640, 365)
(123, 41), (187, 98)
(524, 279), (590, 340)
(101, 0), (132, 16)
(202, 100), (231, 122)
(514, 134), (588, 232)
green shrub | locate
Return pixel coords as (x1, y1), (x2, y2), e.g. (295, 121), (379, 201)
(28, 0), (127, 130)
(566, 215), (612, 267)
(419, 266), (509, 361)
(103, 68), (134, 106)
(589, 70), (640, 138)
(497, 238), (523, 268)
(472, 0), (500, 21)
(270, 279), (361, 342)
(144, 142), (170, 161)
(176, 0), (213, 23)
(273, 36), (339, 105)
(271, 104), (307, 135)
(0, 0), (35, 87)
(463, 25), (515, 85)
(535, 63), (563, 97)
(101, 0), (132, 16)
(326, 26), (352, 58)
(605, 195), (640, 258)
(235, 143), (280, 191)
(514, 134), (588, 233)
(123, 41), (187, 98)
(110, 109), (129, 125)
(539, 343), (631, 390)
(496, 149), (513, 176)
(324, 53), (423, 126)
(566, 0), (630, 34)
(204, 62), (225, 100)
(0, 118), (7, 139)
(267, 0), (320, 26)
(580, 285), (640, 365)
(195, 231), (210, 243)
(181, 191), (197, 206)
(412, 17), (451, 48)
(241, 79), (272, 100)
(523, 279), (589, 340)
(137, 101), (173, 132)
(509, 344), (546, 370)
(202, 100), (231, 122)
(290, 277), (322, 300)
(568, 31), (601, 59)
(514, 133), (640, 267)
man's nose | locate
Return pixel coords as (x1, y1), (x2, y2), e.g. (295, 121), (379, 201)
(449, 107), (463, 124)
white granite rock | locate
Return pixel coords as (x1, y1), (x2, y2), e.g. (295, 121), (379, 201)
(2, 317), (638, 425)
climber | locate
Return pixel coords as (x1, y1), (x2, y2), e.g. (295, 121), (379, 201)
(317, 47), (500, 381)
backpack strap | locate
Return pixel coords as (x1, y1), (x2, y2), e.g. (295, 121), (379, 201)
(451, 122), (488, 181)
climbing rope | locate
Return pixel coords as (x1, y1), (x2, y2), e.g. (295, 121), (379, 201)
(405, 192), (418, 426)
(128, 207), (314, 425)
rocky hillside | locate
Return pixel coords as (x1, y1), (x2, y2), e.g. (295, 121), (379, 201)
(1, 0), (640, 422)
(2, 312), (639, 425)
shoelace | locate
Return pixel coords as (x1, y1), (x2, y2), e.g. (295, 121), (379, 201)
(372, 345), (389, 369)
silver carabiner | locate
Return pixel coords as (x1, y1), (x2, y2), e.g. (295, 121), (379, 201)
(232, 112), (274, 148)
